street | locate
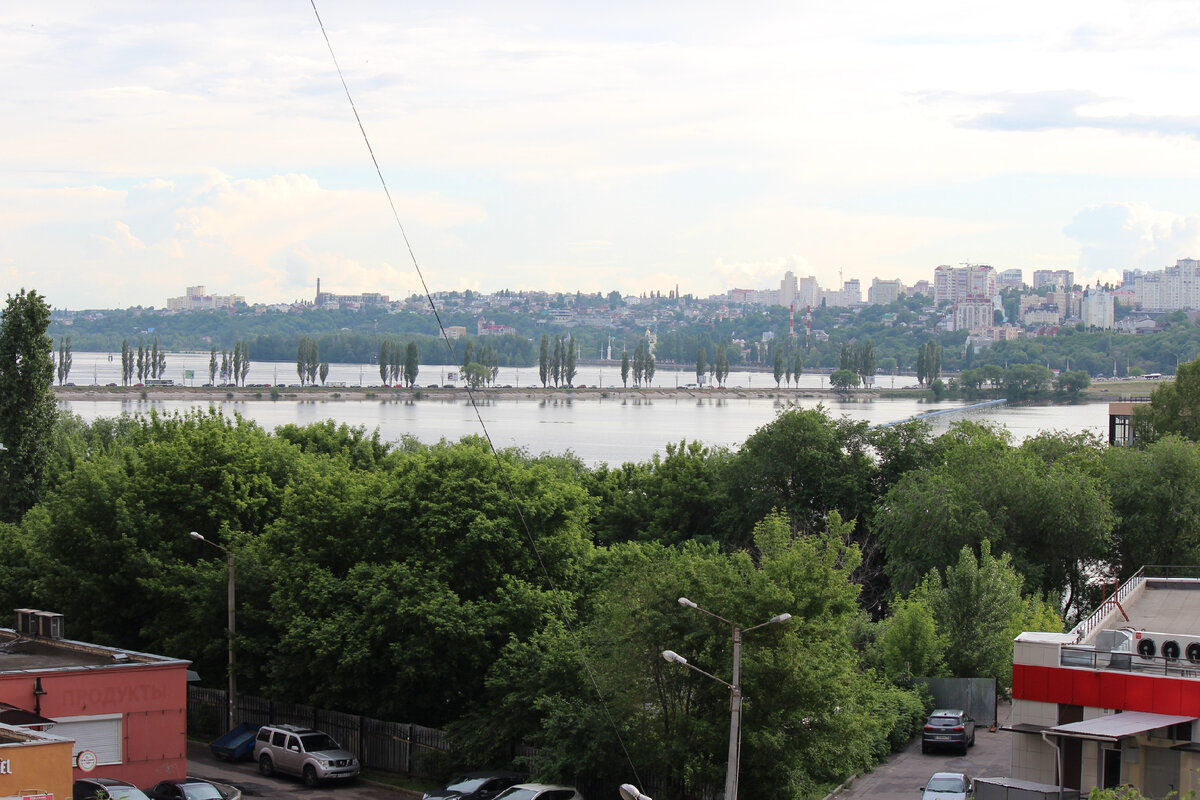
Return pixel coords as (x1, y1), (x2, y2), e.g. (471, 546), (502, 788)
(835, 703), (1013, 800)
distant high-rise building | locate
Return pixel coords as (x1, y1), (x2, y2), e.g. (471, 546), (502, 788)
(167, 285), (245, 311)
(780, 271), (798, 309)
(1130, 259), (1200, 311)
(998, 269), (1023, 289)
(822, 279), (861, 308)
(867, 278), (904, 305)
(952, 300), (994, 332)
(1081, 285), (1115, 329)
(1031, 269), (1074, 290)
(933, 264), (996, 304)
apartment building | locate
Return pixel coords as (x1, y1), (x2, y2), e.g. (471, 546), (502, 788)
(934, 264), (996, 305)
(1032, 269), (1074, 290)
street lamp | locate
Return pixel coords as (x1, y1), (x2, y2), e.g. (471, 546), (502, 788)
(662, 598), (792, 800)
(189, 531), (236, 731)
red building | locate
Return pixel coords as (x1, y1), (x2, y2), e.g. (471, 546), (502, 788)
(0, 610), (190, 787)
(1009, 569), (1200, 797)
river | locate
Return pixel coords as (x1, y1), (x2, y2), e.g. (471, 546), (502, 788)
(57, 353), (1111, 465)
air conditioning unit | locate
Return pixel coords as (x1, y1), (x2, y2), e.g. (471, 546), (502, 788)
(13, 608), (40, 636)
(33, 612), (64, 640)
(1130, 631), (1200, 664)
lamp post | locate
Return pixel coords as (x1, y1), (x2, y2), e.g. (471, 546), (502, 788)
(189, 531), (236, 731)
(662, 598), (792, 800)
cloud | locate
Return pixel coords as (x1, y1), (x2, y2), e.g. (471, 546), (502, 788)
(937, 90), (1200, 139)
(1064, 202), (1200, 271)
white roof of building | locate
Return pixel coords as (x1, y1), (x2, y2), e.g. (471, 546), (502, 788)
(1048, 711), (1196, 742)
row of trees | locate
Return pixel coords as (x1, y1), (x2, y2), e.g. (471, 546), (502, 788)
(539, 334), (578, 388)
(209, 341), (252, 386)
(696, 345), (732, 387)
(620, 340), (656, 387)
(379, 339), (420, 387)
(119, 338), (169, 385)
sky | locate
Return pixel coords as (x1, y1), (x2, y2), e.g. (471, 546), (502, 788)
(6, 1), (1200, 310)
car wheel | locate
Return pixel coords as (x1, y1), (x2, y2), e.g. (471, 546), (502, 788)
(969, 731), (976, 747)
(922, 744), (930, 754)
(303, 766), (319, 788)
(259, 754), (274, 777)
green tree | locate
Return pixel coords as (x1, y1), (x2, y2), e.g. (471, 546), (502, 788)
(696, 346), (706, 385)
(209, 346), (218, 385)
(791, 350), (802, 385)
(565, 335), (578, 388)
(319, 362), (330, 385)
(121, 339), (133, 386)
(1134, 356), (1200, 441)
(830, 368), (860, 390)
(238, 341), (250, 386)
(876, 595), (946, 679)
(404, 341), (419, 387)
(0, 289), (56, 520)
(1102, 435), (1200, 579)
(539, 334), (549, 388)
(463, 361), (489, 389)
(922, 543), (1062, 687)
(773, 347), (784, 387)
(56, 336), (73, 385)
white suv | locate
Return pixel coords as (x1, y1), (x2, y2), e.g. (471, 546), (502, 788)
(253, 724), (360, 786)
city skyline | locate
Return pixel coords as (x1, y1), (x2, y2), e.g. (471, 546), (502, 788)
(6, 2), (1200, 310)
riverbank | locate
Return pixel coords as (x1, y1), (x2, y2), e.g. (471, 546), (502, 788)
(54, 384), (880, 403)
(51, 377), (1162, 405)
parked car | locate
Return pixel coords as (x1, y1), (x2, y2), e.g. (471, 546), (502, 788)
(422, 771), (527, 800)
(492, 784), (583, 800)
(145, 779), (224, 800)
(254, 723), (360, 786)
(74, 779), (152, 800)
(920, 772), (972, 800)
(922, 709), (976, 754)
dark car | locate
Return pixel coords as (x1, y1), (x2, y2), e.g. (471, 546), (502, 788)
(422, 771), (526, 800)
(922, 709), (976, 754)
(145, 780), (224, 800)
(74, 778), (152, 800)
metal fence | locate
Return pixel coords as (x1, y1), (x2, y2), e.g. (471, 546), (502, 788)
(188, 686), (450, 777)
(914, 677), (998, 728)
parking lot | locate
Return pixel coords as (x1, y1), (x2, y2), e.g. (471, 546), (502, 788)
(835, 703), (1012, 800)
(187, 741), (420, 800)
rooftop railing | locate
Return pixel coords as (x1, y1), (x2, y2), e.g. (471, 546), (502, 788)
(1071, 567), (1144, 643)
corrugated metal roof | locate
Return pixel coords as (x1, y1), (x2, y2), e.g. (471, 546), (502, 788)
(1048, 711), (1196, 741)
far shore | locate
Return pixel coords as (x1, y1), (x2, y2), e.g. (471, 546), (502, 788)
(52, 377), (1161, 405)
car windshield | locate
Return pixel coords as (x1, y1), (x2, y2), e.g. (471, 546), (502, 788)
(104, 788), (151, 800)
(495, 790), (541, 800)
(926, 777), (967, 792)
(299, 733), (340, 752)
(180, 785), (223, 800)
(445, 777), (489, 793)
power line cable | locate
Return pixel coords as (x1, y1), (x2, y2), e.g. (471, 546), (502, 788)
(308, 1), (645, 790)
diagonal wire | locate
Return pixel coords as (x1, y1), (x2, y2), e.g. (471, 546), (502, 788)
(308, 1), (645, 790)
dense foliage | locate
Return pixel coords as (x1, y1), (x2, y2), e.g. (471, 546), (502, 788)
(5, 380), (1200, 797)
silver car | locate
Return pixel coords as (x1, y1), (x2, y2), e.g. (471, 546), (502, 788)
(253, 724), (360, 787)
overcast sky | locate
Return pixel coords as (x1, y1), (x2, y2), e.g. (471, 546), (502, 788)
(5, 1), (1200, 309)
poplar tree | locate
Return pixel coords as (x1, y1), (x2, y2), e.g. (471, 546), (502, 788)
(0, 289), (56, 521)
(696, 346), (706, 385)
(565, 335), (578, 388)
(539, 335), (549, 388)
(404, 342), (419, 388)
(57, 336), (73, 385)
(380, 340), (391, 385)
(209, 346), (218, 385)
(621, 351), (630, 388)
(121, 339), (133, 386)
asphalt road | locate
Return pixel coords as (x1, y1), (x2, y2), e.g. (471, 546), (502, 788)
(836, 703), (1013, 800)
(187, 741), (420, 800)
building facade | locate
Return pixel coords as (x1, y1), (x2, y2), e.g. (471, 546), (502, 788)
(0, 723), (74, 800)
(1032, 269), (1074, 290)
(934, 264), (997, 305)
(1008, 570), (1200, 797)
(0, 610), (190, 788)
